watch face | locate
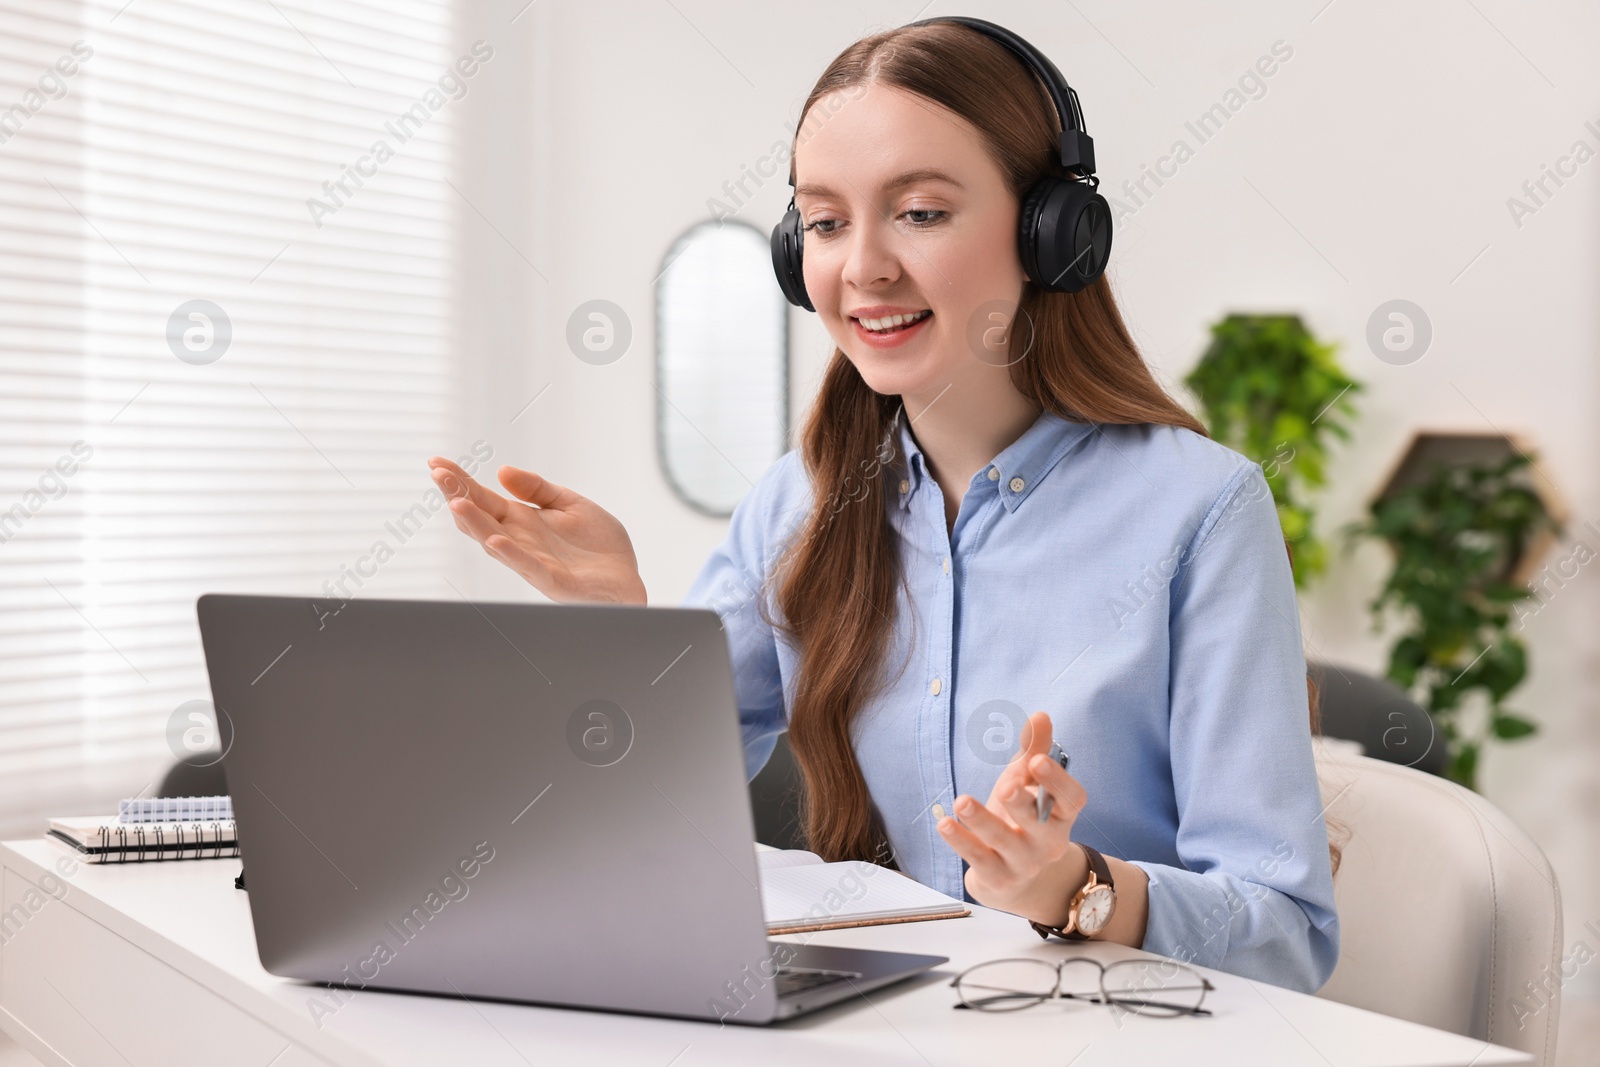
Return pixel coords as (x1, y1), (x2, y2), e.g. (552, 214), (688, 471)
(1077, 885), (1116, 935)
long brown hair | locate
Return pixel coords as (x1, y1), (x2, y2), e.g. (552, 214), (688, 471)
(762, 21), (1343, 881)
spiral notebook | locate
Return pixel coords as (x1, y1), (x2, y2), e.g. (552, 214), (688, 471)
(118, 794), (233, 824)
(47, 795), (238, 863)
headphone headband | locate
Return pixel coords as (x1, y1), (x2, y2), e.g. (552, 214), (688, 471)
(907, 16), (1096, 177)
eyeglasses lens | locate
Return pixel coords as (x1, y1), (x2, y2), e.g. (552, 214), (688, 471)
(955, 959), (1058, 1011)
(1102, 960), (1208, 1016)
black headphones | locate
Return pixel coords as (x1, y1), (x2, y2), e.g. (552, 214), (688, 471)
(769, 15), (1112, 313)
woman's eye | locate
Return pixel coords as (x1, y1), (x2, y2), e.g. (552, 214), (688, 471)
(903, 208), (945, 226)
(802, 218), (840, 236)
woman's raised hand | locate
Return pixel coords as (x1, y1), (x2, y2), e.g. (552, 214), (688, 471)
(936, 710), (1090, 927)
(426, 457), (647, 605)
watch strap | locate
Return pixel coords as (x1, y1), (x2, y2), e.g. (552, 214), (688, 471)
(1080, 842), (1114, 888)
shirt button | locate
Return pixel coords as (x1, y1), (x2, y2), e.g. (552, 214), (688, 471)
(899, 479), (910, 494)
(987, 467), (1000, 481)
(1009, 476), (1025, 493)
(942, 556), (950, 574)
(930, 678), (942, 696)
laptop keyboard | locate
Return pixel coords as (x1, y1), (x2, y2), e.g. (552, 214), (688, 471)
(775, 966), (861, 998)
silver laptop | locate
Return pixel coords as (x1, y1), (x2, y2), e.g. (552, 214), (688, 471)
(197, 593), (946, 1024)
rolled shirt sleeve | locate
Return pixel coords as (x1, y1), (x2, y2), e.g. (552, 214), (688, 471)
(1127, 461), (1341, 994)
(681, 452), (800, 782)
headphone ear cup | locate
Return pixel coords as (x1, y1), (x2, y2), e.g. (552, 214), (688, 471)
(1017, 177), (1112, 293)
(770, 205), (815, 312)
(1016, 180), (1052, 288)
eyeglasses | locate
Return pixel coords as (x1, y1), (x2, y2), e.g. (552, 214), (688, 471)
(950, 957), (1215, 1017)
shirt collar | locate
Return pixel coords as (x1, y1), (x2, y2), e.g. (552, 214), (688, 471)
(893, 404), (1095, 513)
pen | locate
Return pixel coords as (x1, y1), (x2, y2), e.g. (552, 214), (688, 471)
(1036, 739), (1069, 822)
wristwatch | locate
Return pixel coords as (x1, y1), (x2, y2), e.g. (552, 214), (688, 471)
(1029, 843), (1116, 941)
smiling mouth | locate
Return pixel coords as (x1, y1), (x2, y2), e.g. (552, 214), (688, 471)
(854, 310), (932, 335)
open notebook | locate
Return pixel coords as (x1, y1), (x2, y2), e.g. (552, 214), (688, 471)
(756, 846), (969, 934)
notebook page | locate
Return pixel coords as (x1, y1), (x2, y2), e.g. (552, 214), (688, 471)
(755, 848), (825, 870)
(761, 859), (964, 929)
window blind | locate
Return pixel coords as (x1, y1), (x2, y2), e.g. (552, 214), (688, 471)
(0, 0), (466, 836)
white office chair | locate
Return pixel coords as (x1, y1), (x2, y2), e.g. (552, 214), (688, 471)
(1312, 745), (1564, 1066)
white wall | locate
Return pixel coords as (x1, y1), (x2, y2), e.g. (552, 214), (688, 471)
(454, 0), (1600, 1011)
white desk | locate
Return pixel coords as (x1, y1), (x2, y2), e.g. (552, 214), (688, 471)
(0, 839), (1530, 1067)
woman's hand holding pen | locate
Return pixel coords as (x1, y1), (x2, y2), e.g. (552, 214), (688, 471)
(935, 710), (1091, 930)
(426, 457), (648, 605)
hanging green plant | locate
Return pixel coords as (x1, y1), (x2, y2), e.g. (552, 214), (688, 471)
(1184, 314), (1362, 589)
(1343, 450), (1562, 790)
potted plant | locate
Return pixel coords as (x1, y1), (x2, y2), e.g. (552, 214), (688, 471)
(1184, 314), (1362, 589)
(1344, 449), (1563, 789)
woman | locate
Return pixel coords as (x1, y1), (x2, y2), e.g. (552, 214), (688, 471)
(428, 18), (1341, 995)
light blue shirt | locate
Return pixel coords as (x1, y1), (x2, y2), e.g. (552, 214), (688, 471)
(683, 406), (1340, 994)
